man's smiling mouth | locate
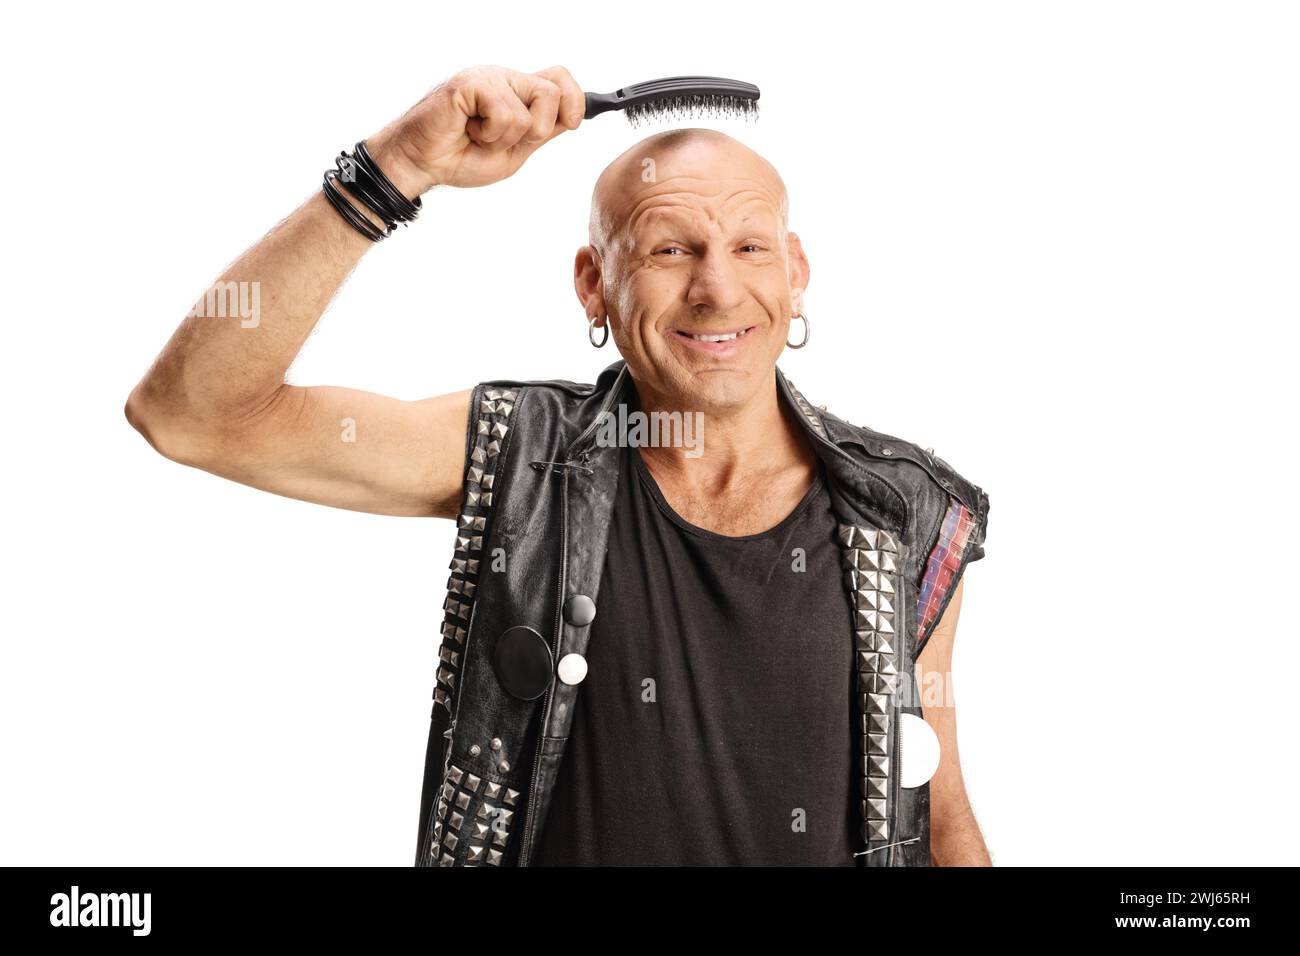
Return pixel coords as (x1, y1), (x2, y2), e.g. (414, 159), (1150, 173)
(670, 325), (754, 351)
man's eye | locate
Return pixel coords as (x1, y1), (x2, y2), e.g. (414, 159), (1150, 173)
(656, 247), (683, 256)
(740, 244), (764, 253)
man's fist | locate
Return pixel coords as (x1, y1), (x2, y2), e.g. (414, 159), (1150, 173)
(365, 65), (585, 196)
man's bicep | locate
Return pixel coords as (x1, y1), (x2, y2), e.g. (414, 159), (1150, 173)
(205, 383), (471, 518)
(917, 577), (964, 764)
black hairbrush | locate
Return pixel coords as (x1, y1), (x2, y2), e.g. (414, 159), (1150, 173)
(583, 76), (761, 127)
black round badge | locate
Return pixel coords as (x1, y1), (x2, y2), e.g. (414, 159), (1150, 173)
(563, 594), (597, 627)
(492, 625), (554, 700)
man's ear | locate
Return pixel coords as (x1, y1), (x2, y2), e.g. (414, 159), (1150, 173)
(787, 231), (810, 315)
(573, 245), (608, 326)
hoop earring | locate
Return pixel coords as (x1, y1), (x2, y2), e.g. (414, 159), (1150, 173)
(589, 314), (609, 348)
(787, 312), (809, 349)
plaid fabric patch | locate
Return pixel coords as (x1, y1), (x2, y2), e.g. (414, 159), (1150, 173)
(916, 496), (976, 644)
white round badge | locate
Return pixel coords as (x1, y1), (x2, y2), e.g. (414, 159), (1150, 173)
(557, 653), (588, 686)
(899, 713), (941, 788)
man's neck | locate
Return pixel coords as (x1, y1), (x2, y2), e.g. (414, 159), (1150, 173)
(629, 374), (817, 498)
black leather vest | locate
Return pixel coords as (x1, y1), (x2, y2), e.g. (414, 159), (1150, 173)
(415, 359), (989, 867)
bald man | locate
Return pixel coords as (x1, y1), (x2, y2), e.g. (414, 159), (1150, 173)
(126, 65), (990, 866)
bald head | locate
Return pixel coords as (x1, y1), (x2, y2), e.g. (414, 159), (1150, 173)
(573, 127), (810, 413)
(588, 129), (789, 260)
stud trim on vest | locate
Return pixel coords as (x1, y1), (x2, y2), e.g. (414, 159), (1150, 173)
(427, 760), (522, 866)
(423, 387), (518, 866)
(838, 522), (901, 851)
(783, 377), (828, 438)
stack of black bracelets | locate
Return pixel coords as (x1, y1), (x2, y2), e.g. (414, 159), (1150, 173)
(322, 141), (422, 242)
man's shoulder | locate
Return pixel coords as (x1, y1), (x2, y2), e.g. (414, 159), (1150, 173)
(825, 408), (984, 515)
(462, 364), (625, 460)
(782, 374), (987, 521)
(797, 386), (991, 650)
(470, 371), (607, 432)
(473, 360), (620, 407)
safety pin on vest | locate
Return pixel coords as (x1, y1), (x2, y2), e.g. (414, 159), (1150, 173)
(530, 458), (594, 476)
(854, 836), (921, 857)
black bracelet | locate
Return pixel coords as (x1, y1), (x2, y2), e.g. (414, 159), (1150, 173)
(322, 169), (388, 242)
(334, 154), (399, 234)
(353, 141), (421, 221)
(322, 140), (423, 243)
(339, 141), (421, 231)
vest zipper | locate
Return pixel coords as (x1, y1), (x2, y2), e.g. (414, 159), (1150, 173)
(517, 465), (570, 865)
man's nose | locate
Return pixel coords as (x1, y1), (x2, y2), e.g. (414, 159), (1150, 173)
(685, 247), (749, 316)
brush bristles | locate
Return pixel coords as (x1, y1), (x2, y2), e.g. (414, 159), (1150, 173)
(624, 94), (760, 128)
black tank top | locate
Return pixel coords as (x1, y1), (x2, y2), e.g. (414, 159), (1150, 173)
(532, 439), (858, 866)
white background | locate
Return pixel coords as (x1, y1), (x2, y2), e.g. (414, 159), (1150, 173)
(1, 0), (1295, 865)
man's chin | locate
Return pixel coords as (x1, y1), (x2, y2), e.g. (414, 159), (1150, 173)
(674, 365), (762, 413)
(631, 351), (768, 412)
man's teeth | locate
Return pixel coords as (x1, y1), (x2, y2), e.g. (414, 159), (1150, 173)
(684, 329), (749, 342)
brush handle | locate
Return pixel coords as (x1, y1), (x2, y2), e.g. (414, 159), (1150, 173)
(583, 91), (622, 120)
(584, 76), (761, 119)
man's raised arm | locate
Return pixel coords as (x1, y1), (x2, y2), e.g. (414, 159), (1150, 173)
(125, 65), (586, 518)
